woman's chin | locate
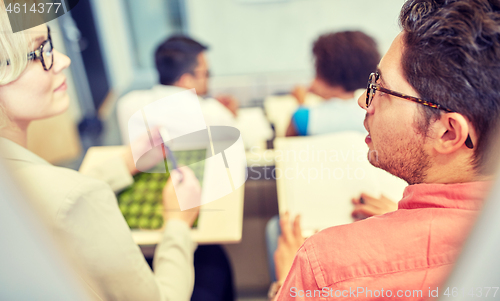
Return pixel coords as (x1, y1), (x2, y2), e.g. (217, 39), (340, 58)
(47, 94), (71, 118)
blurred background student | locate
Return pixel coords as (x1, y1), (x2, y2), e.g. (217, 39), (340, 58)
(286, 31), (380, 137)
(117, 35), (239, 145)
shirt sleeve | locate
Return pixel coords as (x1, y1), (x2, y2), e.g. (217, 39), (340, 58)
(291, 107), (310, 136)
(57, 179), (196, 301)
(276, 245), (320, 301)
(154, 219), (197, 300)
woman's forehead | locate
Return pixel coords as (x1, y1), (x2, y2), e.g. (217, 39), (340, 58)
(26, 25), (48, 43)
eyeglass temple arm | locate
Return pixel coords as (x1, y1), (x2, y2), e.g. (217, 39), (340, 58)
(4, 52), (36, 66)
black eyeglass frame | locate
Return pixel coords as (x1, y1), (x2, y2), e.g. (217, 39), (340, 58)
(189, 68), (211, 79)
(5, 26), (53, 71)
(366, 72), (473, 149)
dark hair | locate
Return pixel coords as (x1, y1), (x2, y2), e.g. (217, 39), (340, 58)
(400, 0), (500, 174)
(312, 31), (380, 92)
(155, 36), (208, 85)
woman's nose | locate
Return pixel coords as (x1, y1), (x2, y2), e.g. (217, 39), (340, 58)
(52, 50), (71, 73)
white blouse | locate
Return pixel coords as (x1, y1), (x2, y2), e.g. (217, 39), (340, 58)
(0, 137), (196, 300)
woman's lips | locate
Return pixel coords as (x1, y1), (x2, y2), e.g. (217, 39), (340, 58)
(54, 81), (67, 92)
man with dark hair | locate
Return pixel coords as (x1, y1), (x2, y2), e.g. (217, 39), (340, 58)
(155, 36), (210, 96)
(286, 31), (380, 136)
(275, 0), (500, 299)
(118, 35), (238, 145)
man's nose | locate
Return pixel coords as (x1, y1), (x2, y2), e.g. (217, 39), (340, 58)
(358, 90), (367, 110)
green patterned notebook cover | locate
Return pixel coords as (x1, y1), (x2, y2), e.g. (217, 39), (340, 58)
(117, 149), (206, 230)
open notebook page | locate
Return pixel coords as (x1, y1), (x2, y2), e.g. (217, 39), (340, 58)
(275, 132), (408, 237)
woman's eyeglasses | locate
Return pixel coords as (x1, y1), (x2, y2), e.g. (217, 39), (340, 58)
(28, 26), (54, 71)
(5, 26), (54, 71)
(365, 72), (473, 149)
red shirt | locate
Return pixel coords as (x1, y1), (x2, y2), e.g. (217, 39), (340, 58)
(277, 181), (490, 300)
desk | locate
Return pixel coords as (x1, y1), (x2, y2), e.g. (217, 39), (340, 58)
(80, 146), (245, 245)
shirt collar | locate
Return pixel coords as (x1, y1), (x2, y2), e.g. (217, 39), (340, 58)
(152, 85), (207, 101)
(0, 137), (49, 165)
(399, 181), (492, 211)
(152, 85), (186, 94)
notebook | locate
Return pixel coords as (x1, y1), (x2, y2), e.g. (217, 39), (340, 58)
(274, 132), (408, 237)
(116, 149), (207, 230)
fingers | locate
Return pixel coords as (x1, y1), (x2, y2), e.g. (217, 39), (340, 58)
(360, 193), (376, 202)
(280, 212), (305, 245)
(353, 193), (374, 204)
(360, 193), (397, 210)
(165, 166), (201, 212)
(170, 170), (183, 185)
(355, 193), (381, 206)
(174, 166), (196, 184)
(277, 235), (284, 249)
(352, 211), (369, 221)
(352, 194), (380, 220)
(352, 205), (378, 218)
(351, 193), (398, 220)
(279, 212), (293, 242)
(292, 215), (303, 240)
(379, 194), (398, 212)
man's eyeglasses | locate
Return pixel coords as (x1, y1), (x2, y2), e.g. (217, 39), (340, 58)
(366, 72), (473, 149)
(191, 69), (210, 78)
(6, 26), (54, 71)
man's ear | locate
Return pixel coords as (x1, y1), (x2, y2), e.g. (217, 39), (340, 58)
(175, 73), (194, 89)
(432, 113), (473, 154)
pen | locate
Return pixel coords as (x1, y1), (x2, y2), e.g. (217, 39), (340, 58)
(159, 127), (184, 183)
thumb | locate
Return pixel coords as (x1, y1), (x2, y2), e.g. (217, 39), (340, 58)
(170, 170), (183, 185)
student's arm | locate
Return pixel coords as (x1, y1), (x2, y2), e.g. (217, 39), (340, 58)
(58, 171), (199, 300)
(215, 94), (239, 117)
(286, 108), (309, 137)
(286, 120), (299, 137)
(270, 213), (305, 300)
(154, 168), (201, 299)
(274, 213), (305, 283)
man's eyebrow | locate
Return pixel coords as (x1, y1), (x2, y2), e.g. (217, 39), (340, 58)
(376, 67), (383, 80)
(376, 67), (388, 88)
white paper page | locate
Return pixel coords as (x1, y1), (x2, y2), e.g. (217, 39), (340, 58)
(275, 132), (408, 236)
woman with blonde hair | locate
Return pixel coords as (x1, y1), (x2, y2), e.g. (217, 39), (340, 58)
(0, 4), (202, 300)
